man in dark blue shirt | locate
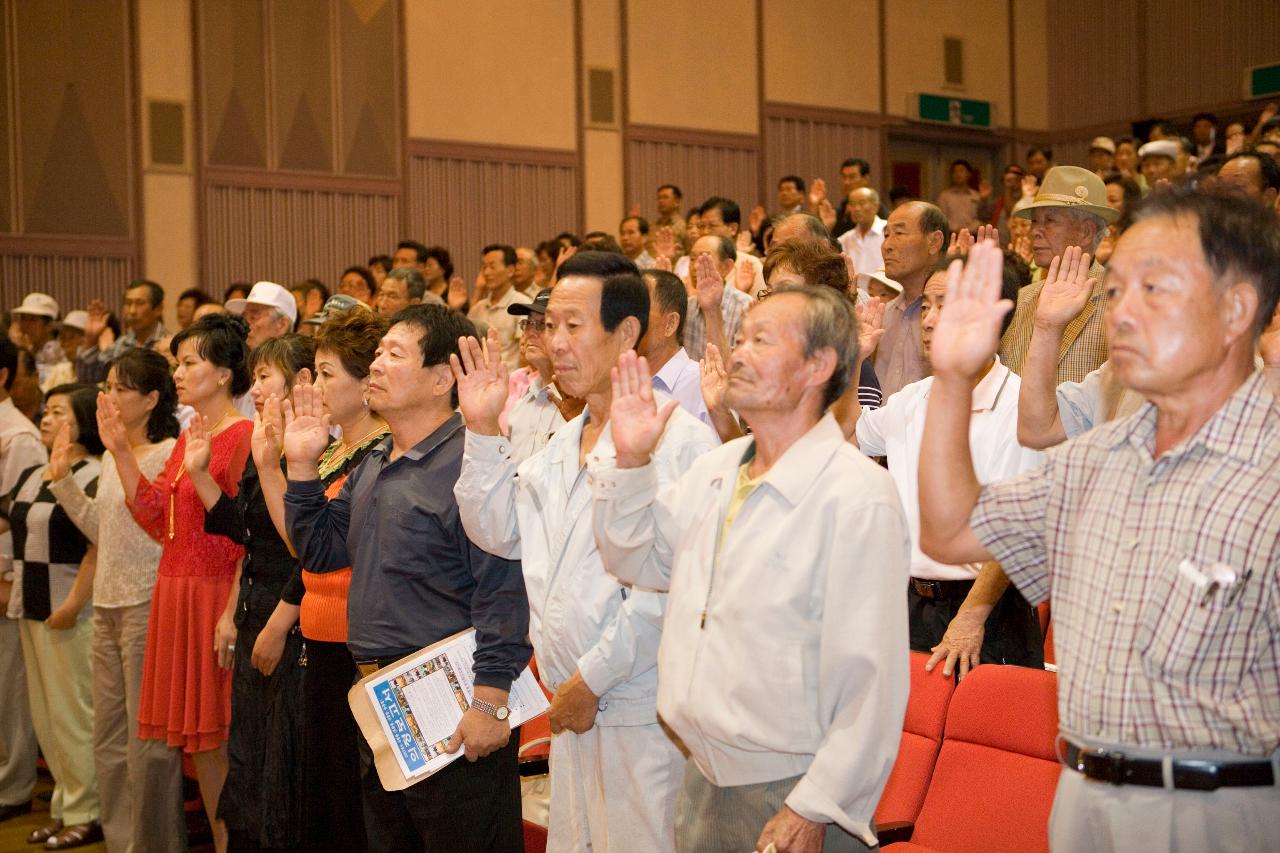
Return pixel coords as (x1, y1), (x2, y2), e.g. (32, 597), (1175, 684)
(283, 303), (530, 853)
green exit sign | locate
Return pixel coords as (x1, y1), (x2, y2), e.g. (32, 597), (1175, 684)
(1246, 62), (1280, 99)
(916, 93), (992, 129)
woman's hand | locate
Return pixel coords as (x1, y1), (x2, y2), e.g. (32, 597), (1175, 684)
(214, 611), (237, 670)
(251, 624), (288, 676)
(44, 423), (74, 482)
(184, 415), (212, 474)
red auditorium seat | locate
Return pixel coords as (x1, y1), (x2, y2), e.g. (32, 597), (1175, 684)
(884, 663), (1061, 853)
(523, 819), (548, 853)
(874, 652), (956, 829)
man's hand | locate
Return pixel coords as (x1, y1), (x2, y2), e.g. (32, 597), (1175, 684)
(929, 241), (1011, 382)
(807, 178), (827, 211)
(735, 257), (755, 296)
(749, 205), (767, 233)
(925, 608), (987, 679)
(555, 244), (576, 273)
(816, 197), (836, 231)
(448, 328), (509, 436)
(756, 806), (825, 853)
(854, 299), (886, 362)
(548, 671), (599, 735)
(1260, 301), (1280, 367)
(548, 384), (586, 423)
(610, 351), (678, 469)
(445, 686), (513, 762)
(695, 254), (725, 312)
(700, 342), (729, 413)
(975, 223), (998, 245)
(447, 276), (469, 311)
(1009, 229), (1033, 265)
(281, 383), (332, 478)
(655, 226), (678, 261)
(1033, 246), (1094, 331)
(83, 300), (109, 347)
(947, 228), (974, 259)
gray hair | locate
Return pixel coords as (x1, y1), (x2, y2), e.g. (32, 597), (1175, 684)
(850, 186), (881, 208)
(386, 265), (428, 300)
(1061, 208), (1109, 250)
(769, 283), (858, 410)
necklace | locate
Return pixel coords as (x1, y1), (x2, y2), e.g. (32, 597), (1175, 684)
(320, 418), (388, 479)
(168, 408), (236, 540)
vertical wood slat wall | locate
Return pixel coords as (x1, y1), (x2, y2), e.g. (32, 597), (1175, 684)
(625, 127), (760, 223)
(763, 108), (884, 203)
(0, 250), (136, 314)
(405, 142), (579, 287)
(201, 182), (399, 289)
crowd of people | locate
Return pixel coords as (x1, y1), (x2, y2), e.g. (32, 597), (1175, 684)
(0, 104), (1278, 853)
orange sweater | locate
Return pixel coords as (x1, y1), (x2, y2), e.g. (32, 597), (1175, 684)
(299, 474), (353, 643)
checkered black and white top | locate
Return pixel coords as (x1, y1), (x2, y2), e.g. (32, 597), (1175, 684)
(4, 458), (99, 622)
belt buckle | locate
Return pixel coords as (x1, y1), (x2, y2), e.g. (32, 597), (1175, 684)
(1078, 747), (1125, 785)
(1172, 759), (1220, 791)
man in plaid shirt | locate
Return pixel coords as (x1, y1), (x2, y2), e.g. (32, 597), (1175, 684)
(918, 190), (1280, 851)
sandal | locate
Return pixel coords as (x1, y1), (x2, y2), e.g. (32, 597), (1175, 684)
(44, 822), (102, 850)
(26, 820), (62, 844)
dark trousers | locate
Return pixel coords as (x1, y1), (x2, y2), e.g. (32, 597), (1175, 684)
(907, 581), (1044, 668)
(302, 640), (365, 853)
(358, 724), (523, 853)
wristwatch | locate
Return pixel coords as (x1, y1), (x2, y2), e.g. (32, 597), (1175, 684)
(471, 697), (510, 721)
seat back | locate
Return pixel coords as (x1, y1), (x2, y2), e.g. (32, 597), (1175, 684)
(874, 652), (956, 825)
(907, 663), (1060, 853)
(523, 819), (548, 853)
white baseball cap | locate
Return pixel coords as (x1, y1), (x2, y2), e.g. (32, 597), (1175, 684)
(12, 292), (59, 319)
(1089, 136), (1116, 154)
(858, 269), (902, 294)
(61, 310), (89, 331)
(224, 281), (297, 325)
(1138, 139), (1179, 160)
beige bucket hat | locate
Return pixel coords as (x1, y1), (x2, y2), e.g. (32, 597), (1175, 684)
(1012, 165), (1120, 224)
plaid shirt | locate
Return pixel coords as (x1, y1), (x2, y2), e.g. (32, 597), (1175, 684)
(684, 287), (752, 361)
(999, 261), (1108, 385)
(971, 370), (1280, 756)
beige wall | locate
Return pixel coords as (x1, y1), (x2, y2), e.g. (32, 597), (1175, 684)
(1012, 0), (1049, 131)
(582, 0), (624, 233)
(884, 0), (1011, 126)
(404, 0), (577, 150)
(626, 0), (758, 134)
(137, 0), (197, 327)
(763, 0), (879, 113)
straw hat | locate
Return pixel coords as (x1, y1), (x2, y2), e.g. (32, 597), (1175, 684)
(1012, 165), (1119, 224)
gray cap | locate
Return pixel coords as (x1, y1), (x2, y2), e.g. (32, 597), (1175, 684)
(508, 288), (551, 316)
(304, 293), (364, 326)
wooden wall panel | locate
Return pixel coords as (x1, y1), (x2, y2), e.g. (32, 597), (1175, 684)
(1046, 1), (1142, 132)
(1144, 1), (1280, 115)
(764, 107), (883, 204)
(0, 246), (137, 316)
(626, 127), (760, 222)
(406, 142), (579, 286)
(201, 180), (399, 289)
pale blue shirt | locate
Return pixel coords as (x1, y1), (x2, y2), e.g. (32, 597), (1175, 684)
(651, 347), (710, 426)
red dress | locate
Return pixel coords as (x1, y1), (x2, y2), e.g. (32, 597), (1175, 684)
(131, 420), (252, 753)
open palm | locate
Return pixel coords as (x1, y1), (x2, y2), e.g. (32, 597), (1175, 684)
(1035, 246), (1095, 329)
(700, 343), (729, 413)
(610, 351), (677, 468)
(184, 415), (213, 473)
(854, 299), (886, 362)
(449, 328), (509, 434)
(282, 383), (332, 465)
(929, 242), (1013, 380)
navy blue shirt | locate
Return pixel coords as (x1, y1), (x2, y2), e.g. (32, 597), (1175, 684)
(284, 413), (530, 690)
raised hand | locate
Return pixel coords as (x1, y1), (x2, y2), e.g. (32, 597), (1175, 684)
(654, 226), (677, 261)
(947, 228), (974, 259)
(654, 255), (673, 273)
(699, 342), (729, 413)
(853, 299), (886, 362)
(627, 202), (641, 218)
(1010, 230), (1033, 265)
(96, 393), (130, 457)
(45, 423), (75, 482)
(929, 241), (1012, 381)
(83, 299), (109, 346)
(251, 394), (285, 470)
(816, 197), (836, 230)
(448, 327), (510, 436)
(748, 205), (767, 233)
(610, 351), (677, 469)
(281, 383), (333, 470)
(808, 178), (827, 210)
(555, 244), (576, 272)
(447, 276), (469, 311)
(473, 269), (487, 302)
(183, 414), (213, 474)
(1034, 246), (1095, 330)
(695, 253), (726, 312)
(975, 223), (998, 245)
(735, 229), (754, 254)
(978, 179), (992, 200)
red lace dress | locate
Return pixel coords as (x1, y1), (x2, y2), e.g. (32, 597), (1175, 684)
(130, 420), (252, 753)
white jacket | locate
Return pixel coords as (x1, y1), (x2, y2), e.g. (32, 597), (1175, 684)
(589, 413), (911, 844)
(455, 404), (717, 726)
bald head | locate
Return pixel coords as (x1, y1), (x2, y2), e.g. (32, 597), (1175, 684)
(847, 187), (880, 230)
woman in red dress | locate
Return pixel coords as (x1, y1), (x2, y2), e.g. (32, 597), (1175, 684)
(100, 314), (252, 853)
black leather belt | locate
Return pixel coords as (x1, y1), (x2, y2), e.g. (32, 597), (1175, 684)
(1058, 738), (1276, 790)
(909, 578), (975, 601)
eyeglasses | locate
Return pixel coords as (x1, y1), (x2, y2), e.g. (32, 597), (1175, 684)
(755, 287), (772, 301)
(518, 318), (546, 333)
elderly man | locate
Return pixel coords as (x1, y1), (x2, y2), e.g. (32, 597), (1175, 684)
(1214, 149), (1280, 212)
(1087, 137), (1116, 176)
(639, 269), (708, 423)
(854, 254), (1043, 678)
(918, 192), (1280, 851)
(1138, 139), (1180, 186)
(878, 201), (949, 398)
(514, 247), (542, 297)
(592, 284), (909, 851)
(837, 188), (887, 278)
(375, 266), (444, 319)
(9, 293), (65, 386)
(468, 244), (532, 371)
(503, 288), (572, 464)
(684, 235), (753, 361)
(283, 304), (530, 853)
(452, 251), (718, 852)
(76, 281), (169, 384)
(998, 166), (1118, 384)
(699, 197), (767, 295)
(225, 280), (296, 349)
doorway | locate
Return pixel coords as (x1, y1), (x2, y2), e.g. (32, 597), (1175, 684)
(886, 136), (1004, 209)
